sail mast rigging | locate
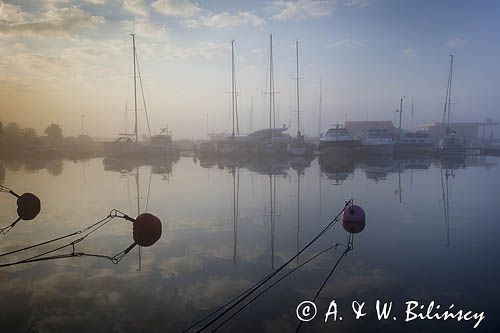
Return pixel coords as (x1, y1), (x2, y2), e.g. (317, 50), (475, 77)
(132, 33), (138, 143)
(231, 40), (236, 138)
(296, 41), (300, 137)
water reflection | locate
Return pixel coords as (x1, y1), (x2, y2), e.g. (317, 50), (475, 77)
(103, 155), (179, 175)
(0, 154), (499, 332)
(319, 154), (355, 184)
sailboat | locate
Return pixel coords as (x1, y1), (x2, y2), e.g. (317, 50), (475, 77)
(288, 41), (311, 156)
(212, 40), (251, 156)
(437, 54), (466, 156)
(104, 34), (177, 159)
(104, 34), (143, 157)
(253, 34), (292, 156)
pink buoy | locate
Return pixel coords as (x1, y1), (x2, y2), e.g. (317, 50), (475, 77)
(133, 213), (162, 247)
(342, 204), (366, 234)
(16, 193), (41, 220)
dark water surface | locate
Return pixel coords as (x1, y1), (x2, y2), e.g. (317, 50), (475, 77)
(1, 155), (499, 332)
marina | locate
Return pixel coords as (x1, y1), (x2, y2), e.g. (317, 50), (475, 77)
(2, 1), (500, 332)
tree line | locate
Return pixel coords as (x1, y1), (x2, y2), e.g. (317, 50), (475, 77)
(0, 121), (100, 156)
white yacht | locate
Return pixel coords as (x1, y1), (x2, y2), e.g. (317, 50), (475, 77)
(360, 128), (394, 155)
(394, 130), (434, 153)
(438, 132), (466, 156)
(319, 124), (361, 156)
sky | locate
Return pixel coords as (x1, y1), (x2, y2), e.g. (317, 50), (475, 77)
(1, 0), (499, 140)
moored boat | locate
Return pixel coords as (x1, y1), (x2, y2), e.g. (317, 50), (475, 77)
(319, 124), (361, 157)
(436, 55), (466, 156)
(360, 128), (394, 155)
(287, 41), (313, 157)
(394, 130), (434, 153)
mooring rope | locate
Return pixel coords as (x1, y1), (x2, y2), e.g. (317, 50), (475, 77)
(0, 209), (136, 268)
(295, 233), (354, 332)
(0, 185), (21, 235)
(212, 242), (349, 332)
(185, 199), (353, 333)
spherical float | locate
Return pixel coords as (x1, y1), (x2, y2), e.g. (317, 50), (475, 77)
(342, 219), (366, 234)
(342, 204), (366, 234)
(133, 213), (162, 247)
(16, 193), (41, 220)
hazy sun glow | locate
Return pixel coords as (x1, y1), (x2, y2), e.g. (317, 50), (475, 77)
(1, 0), (499, 139)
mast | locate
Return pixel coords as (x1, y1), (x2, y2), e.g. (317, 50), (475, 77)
(250, 97), (254, 133)
(269, 34), (273, 136)
(318, 77), (322, 137)
(447, 54), (454, 128)
(132, 33), (138, 143)
(398, 97), (404, 135)
(231, 40), (236, 138)
(411, 97), (414, 131)
(206, 113), (209, 138)
(296, 41), (300, 137)
(442, 54), (454, 133)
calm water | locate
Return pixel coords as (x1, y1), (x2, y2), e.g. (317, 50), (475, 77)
(1, 155), (499, 332)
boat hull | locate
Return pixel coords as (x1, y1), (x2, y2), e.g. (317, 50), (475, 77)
(359, 143), (394, 155)
(436, 145), (466, 156)
(318, 140), (361, 153)
(394, 143), (434, 154)
(103, 140), (142, 157)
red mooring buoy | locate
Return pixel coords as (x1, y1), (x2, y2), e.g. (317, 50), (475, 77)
(133, 213), (162, 247)
(342, 204), (366, 234)
(16, 193), (41, 220)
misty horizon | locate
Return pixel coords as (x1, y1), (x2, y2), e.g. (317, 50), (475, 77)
(1, 0), (499, 140)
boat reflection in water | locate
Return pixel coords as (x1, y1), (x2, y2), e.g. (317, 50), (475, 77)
(2, 153), (500, 332)
(198, 155), (313, 177)
(319, 153), (355, 184)
(358, 156), (397, 182)
(103, 155), (179, 175)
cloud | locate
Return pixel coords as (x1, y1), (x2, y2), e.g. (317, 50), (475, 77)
(326, 38), (367, 48)
(152, 0), (201, 18)
(85, 0), (107, 4)
(403, 47), (415, 56)
(122, 19), (168, 40)
(165, 42), (230, 60)
(122, 0), (149, 17)
(0, 40), (133, 88)
(269, 0), (335, 21)
(445, 37), (466, 49)
(0, 5), (105, 38)
(344, 0), (370, 8)
(159, 256), (203, 278)
(178, 276), (252, 310)
(0, 1), (28, 24)
(185, 11), (265, 28)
